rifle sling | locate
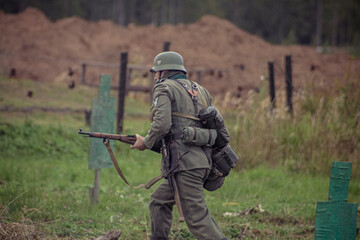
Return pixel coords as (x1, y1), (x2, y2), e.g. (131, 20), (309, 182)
(103, 139), (162, 189)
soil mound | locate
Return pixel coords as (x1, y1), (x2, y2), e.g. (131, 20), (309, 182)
(1, 7), (359, 95)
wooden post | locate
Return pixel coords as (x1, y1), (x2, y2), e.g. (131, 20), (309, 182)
(81, 63), (87, 84)
(285, 55), (293, 116)
(117, 52), (128, 133)
(163, 41), (171, 51)
(315, 162), (358, 239)
(149, 71), (154, 105)
(268, 62), (275, 109)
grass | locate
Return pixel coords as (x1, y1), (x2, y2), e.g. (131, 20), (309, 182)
(0, 76), (359, 239)
(0, 122), (334, 239)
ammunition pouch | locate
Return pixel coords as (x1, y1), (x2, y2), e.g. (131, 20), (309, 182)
(212, 144), (238, 176)
(203, 144), (239, 191)
(181, 127), (217, 147)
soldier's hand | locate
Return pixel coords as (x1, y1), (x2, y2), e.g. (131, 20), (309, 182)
(130, 134), (147, 151)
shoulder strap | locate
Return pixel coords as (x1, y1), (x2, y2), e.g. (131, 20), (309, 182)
(172, 79), (209, 120)
(103, 139), (162, 189)
(197, 85), (208, 108)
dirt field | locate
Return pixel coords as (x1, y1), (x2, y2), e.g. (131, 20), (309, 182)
(1, 7), (359, 96)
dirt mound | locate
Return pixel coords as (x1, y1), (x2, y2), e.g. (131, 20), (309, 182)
(1, 7), (359, 95)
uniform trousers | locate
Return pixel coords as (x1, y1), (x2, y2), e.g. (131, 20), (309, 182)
(149, 168), (226, 240)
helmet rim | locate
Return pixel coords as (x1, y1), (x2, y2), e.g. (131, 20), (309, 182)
(150, 51), (187, 73)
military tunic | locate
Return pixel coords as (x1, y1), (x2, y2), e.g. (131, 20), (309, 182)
(144, 75), (226, 240)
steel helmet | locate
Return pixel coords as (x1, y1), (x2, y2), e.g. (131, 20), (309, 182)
(150, 51), (187, 73)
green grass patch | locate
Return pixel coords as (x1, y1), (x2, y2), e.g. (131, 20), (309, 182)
(0, 121), (359, 239)
(0, 75), (359, 239)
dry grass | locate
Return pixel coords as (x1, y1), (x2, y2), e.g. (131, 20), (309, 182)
(0, 205), (55, 240)
(217, 75), (360, 178)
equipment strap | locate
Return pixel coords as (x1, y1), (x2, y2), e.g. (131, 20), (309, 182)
(174, 79), (199, 116)
(172, 112), (201, 121)
(171, 79), (208, 121)
(103, 139), (163, 189)
(197, 86), (208, 107)
(207, 129), (213, 146)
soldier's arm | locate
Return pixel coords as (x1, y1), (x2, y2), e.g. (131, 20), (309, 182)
(144, 83), (173, 149)
(130, 134), (147, 151)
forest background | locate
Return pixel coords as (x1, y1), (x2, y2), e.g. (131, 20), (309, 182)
(1, 0), (360, 51)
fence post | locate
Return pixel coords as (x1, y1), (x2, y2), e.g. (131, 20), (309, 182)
(90, 169), (100, 204)
(268, 62), (275, 110)
(285, 55), (293, 116)
(81, 63), (87, 84)
(163, 41), (171, 51)
(117, 52), (128, 133)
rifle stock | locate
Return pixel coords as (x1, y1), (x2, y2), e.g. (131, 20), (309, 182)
(162, 138), (185, 222)
(172, 176), (185, 222)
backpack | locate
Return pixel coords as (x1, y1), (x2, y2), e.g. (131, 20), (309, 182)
(171, 79), (239, 191)
(199, 106), (239, 191)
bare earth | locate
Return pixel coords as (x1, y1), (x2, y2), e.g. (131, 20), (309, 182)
(1, 7), (359, 96)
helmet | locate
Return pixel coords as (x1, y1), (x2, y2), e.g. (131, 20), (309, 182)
(150, 51), (187, 73)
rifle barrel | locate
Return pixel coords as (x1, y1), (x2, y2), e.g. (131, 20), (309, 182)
(78, 129), (136, 144)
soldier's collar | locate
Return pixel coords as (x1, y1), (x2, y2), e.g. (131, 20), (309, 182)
(156, 74), (187, 84)
(169, 74), (187, 80)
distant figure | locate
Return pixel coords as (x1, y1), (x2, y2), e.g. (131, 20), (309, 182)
(9, 68), (16, 78)
(68, 80), (75, 89)
(68, 67), (74, 76)
(67, 67), (75, 89)
(27, 90), (33, 98)
(310, 64), (318, 71)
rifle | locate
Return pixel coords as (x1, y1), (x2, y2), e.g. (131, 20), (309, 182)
(78, 129), (184, 222)
(78, 129), (160, 153)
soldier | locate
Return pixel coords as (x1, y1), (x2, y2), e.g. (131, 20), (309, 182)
(131, 51), (227, 240)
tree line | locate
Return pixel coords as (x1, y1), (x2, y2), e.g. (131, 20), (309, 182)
(1, 0), (359, 47)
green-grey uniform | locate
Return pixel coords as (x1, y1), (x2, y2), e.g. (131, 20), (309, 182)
(144, 74), (226, 240)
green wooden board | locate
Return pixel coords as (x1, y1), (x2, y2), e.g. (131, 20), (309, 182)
(89, 74), (116, 169)
(328, 161), (352, 202)
(314, 162), (358, 240)
(315, 202), (358, 239)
